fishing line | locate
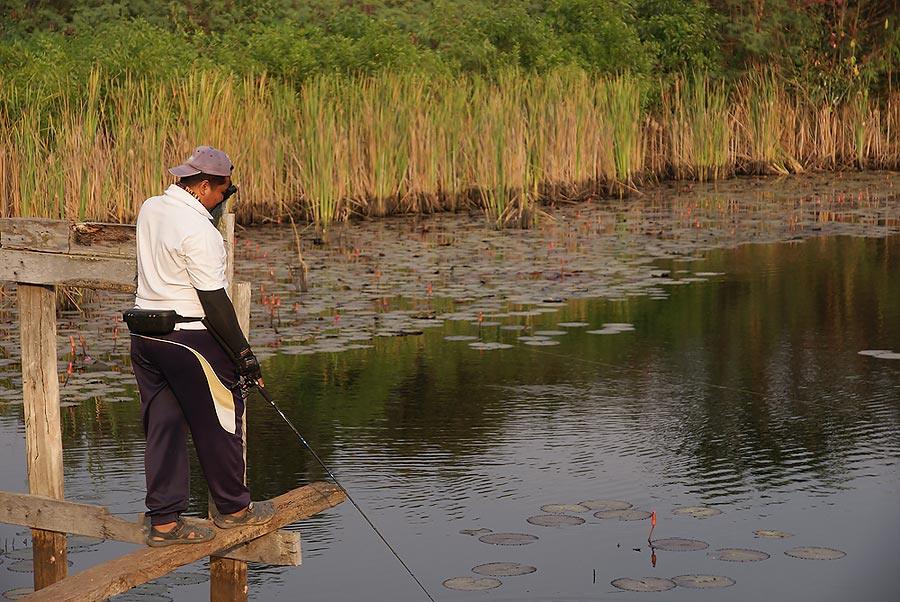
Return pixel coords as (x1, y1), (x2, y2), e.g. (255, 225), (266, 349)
(249, 382), (437, 602)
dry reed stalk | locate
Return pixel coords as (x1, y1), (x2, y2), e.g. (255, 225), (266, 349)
(405, 76), (440, 212)
(296, 75), (349, 236)
(347, 75), (411, 216)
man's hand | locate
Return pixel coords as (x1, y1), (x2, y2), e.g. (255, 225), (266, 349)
(237, 347), (262, 383)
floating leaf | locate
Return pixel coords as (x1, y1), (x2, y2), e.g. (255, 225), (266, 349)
(671, 574), (735, 589)
(603, 323), (635, 330)
(154, 571), (208, 586)
(523, 340), (561, 346)
(444, 335), (479, 341)
(556, 322), (590, 327)
(672, 506), (722, 518)
(3, 548), (32, 561)
(594, 509), (652, 521)
(459, 528), (492, 537)
(2, 588), (33, 601)
(533, 330), (567, 336)
(472, 562), (536, 577)
(540, 503), (589, 514)
(468, 342), (513, 350)
(527, 514), (585, 527)
(754, 530), (793, 539)
(650, 538), (709, 551)
(108, 593), (173, 602)
(479, 533), (539, 546)
(709, 548), (770, 562)
(785, 547), (846, 560)
(66, 535), (104, 551)
(442, 577), (501, 591)
(579, 499), (632, 511)
(611, 577), (676, 592)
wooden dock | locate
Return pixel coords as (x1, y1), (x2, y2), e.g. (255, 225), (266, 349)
(0, 214), (343, 601)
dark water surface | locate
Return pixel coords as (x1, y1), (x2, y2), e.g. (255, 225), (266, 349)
(1, 174), (899, 601)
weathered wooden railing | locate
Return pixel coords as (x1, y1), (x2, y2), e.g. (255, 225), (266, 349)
(0, 215), (344, 601)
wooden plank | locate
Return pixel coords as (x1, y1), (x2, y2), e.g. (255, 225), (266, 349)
(0, 249), (136, 290)
(0, 218), (70, 253)
(18, 284), (68, 590)
(69, 222), (135, 258)
(20, 482), (346, 602)
(0, 492), (301, 566)
(0, 218), (136, 258)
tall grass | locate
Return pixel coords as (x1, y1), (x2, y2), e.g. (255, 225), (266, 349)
(662, 72), (731, 181)
(1, 68), (898, 231)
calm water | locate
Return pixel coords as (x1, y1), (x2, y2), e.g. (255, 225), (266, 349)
(1, 176), (899, 601)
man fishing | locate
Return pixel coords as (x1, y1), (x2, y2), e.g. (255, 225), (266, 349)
(128, 145), (275, 546)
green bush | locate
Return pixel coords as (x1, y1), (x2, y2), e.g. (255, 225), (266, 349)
(637, 0), (720, 74)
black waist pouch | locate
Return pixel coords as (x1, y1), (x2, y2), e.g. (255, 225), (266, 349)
(123, 308), (202, 336)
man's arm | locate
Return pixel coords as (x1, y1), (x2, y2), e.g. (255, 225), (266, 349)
(197, 288), (262, 382)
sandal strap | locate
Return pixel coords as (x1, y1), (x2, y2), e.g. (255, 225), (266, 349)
(149, 517), (211, 542)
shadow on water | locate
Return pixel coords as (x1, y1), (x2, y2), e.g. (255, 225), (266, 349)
(1, 173), (900, 601)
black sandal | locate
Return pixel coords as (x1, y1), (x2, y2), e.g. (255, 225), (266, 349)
(146, 517), (216, 547)
(214, 501), (276, 529)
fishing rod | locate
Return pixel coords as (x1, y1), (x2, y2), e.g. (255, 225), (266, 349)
(247, 380), (437, 602)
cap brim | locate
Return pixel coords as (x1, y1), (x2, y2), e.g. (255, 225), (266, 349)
(168, 164), (201, 177)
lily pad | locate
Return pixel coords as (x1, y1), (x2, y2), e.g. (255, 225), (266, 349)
(754, 530), (793, 539)
(527, 514), (586, 527)
(442, 577), (502, 591)
(671, 574), (736, 589)
(479, 533), (539, 546)
(468, 342), (513, 350)
(611, 577), (676, 592)
(672, 506), (722, 518)
(459, 528), (492, 537)
(709, 548), (770, 562)
(444, 335), (479, 341)
(533, 330), (567, 336)
(66, 535), (104, 551)
(108, 593), (173, 602)
(579, 499), (632, 511)
(523, 340), (561, 346)
(3, 588), (33, 601)
(3, 549), (33, 561)
(154, 571), (208, 586)
(540, 503), (590, 514)
(650, 538), (709, 552)
(785, 547), (846, 560)
(472, 562), (536, 577)
(594, 509), (652, 521)
(556, 322), (590, 327)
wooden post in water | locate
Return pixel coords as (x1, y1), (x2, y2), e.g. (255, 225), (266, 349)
(210, 209), (251, 602)
(17, 283), (68, 590)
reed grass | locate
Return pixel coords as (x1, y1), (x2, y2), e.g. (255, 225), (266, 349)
(1, 68), (898, 231)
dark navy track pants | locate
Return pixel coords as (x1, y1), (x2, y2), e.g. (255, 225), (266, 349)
(130, 330), (250, 525)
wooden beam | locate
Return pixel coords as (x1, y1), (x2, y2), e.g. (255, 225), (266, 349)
(0, 249), (135, 290)
(18, 284), (67, 590)
(0, 218), (135, 258)
(0, 491), (301, 566)
(20, 482), (346, 602)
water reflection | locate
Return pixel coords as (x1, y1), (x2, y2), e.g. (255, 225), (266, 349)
(1, 175), (899, 600)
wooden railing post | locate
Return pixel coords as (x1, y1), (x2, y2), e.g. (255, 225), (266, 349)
(18, 283), (68, 590)
(210, 209), (250, 602)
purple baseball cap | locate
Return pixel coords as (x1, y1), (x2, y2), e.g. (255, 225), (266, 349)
(168, 146), (234, 177)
